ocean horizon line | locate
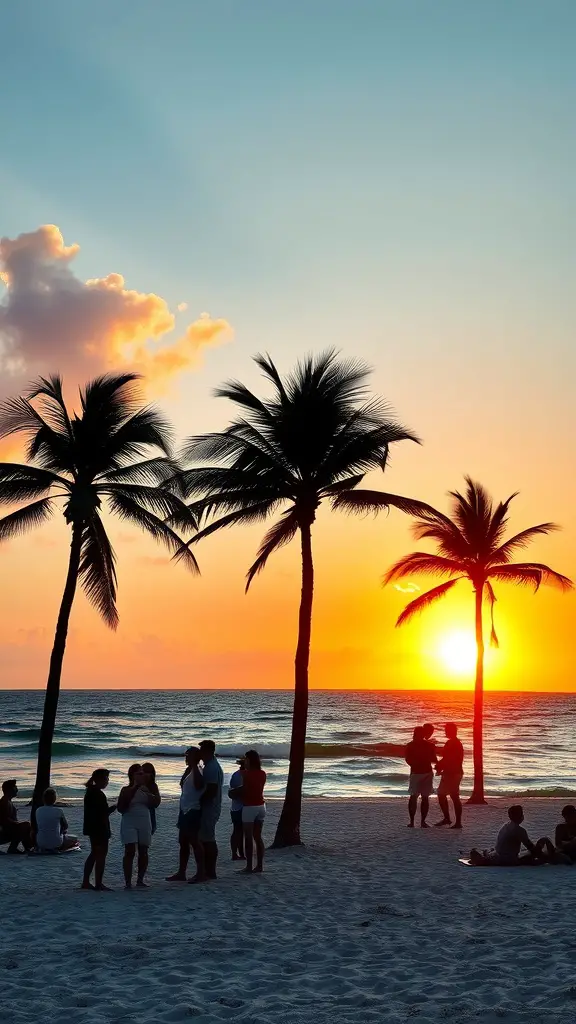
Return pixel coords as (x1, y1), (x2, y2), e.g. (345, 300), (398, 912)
(2, 686), (575, 695)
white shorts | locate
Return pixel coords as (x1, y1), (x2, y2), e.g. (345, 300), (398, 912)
(242, 804), (266, 824)
(408, 772), (434, 797)
(120, 815), (152, 847)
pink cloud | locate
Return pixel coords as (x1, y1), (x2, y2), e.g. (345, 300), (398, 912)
(0, 225), (232, 396)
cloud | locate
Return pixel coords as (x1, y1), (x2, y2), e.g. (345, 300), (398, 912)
(0, 225), (232, 395)
(177, 302), (188, 312)
(393, 583), (420, 594)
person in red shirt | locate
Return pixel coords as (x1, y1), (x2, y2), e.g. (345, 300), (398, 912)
(234, 749), (266, 874)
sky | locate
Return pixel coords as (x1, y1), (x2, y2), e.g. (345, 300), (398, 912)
(1, 1), (575, 691)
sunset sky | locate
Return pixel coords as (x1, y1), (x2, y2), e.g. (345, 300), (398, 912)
(1, 1), (575, 692)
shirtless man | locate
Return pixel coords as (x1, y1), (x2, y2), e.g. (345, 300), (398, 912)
(0, 779), (33, 853)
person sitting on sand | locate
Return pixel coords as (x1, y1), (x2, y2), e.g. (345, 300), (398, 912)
(434, 723), (464, 830)
(166, 746), (205, 883)
(0, 779), (33, 853)
(228, 757), (246, 861)
(469, 805), (562, 866)
(82, 769), (117, 891)
(405, 727), (437, 828)
(118, 763), (161, 889)
(235, 749), (266, 874)
(554, 805), (576, 862)
(34, 788), (79, 852)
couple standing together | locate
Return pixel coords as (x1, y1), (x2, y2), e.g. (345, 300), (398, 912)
(167, 741), (266, 882)
(405, 722), (464, 829)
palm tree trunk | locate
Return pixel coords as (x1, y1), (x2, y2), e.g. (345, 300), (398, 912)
(32, 522), (83, 809)
(272, 520), (314, 847)
(467, 584), (487, 804)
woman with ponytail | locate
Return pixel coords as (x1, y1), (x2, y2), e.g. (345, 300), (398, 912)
(81, 769), (116, 891)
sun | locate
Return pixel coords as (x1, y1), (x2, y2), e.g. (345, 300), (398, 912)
(437, 629), (477, 675)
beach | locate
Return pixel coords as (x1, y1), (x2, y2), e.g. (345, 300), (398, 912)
(2, 796), (575, 1024)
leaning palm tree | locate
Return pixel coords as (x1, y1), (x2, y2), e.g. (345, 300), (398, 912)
(0, 373), (198, 806)
(340, 478), (572, 803)
(177, 350), (426, 846)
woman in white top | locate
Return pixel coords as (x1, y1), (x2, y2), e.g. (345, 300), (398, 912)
(118, 763), (161, 888)
(34, 788), (79, 851)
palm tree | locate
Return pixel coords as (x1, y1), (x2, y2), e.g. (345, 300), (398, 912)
(0, 373), (198, 806)
(344, 478), (572, 803)
(177, 349), (425, 846)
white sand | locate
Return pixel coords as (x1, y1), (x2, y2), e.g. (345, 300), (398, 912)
(2, 797), (575, 1024)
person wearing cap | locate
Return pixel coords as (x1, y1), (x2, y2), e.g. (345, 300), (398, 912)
(228, 757), (245, 861)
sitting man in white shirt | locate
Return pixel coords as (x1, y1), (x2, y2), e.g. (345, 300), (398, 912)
(34, 788), (79, 852)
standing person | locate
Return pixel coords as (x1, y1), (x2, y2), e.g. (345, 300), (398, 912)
(81, 769), (116, 891)
(34, 788), (79, 851)
(434, 723), (464, 829)
(405, 727), (437, 828)
(228, 757), (246, 861)
(141, 762), (161, 835)
(166, 747), (205, 882)
(197, 739), (224, 882)
(118, 763), (160, 889)
(0, 779), (33, 853)
(239, 749), (266, 874)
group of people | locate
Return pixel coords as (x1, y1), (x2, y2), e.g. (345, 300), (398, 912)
(470, 803), (576, 866)
(405, 721), (464, 828)
(0, 740), (267, 892)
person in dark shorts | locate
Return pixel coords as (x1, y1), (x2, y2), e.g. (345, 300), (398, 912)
(0, 779), (33, 853)
(166, 746), (205, 882)
(434, 723), (464, 829)
(81, 769), (116, 890)
(405, 727), (437, 828)
(228, 757), (245, 861)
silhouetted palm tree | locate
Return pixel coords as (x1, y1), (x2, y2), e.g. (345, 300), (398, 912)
(344, 478), (571, 803)
(178, 350), (424, 846)
(0, 373), (197, 805)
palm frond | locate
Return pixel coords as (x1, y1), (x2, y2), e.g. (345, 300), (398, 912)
(0, 498), (54, 541)
(334, 489), (441, 519)
(484, 580), (499, 648)
(100, 457), (180, 486)
(0, 395), (48, 440)
(396, 579), (464, 627)
(107, 493), (200, 574)
(26, 375), (73, 439)
(79, 516), (119, 629)
(488, 563), (572, 591)
(179, 500), (282, 550)
(490, 524), (559, 564)
(245, 508), (299, 591)
(0, 463), (69, 503)
(383, 552), (464, 585)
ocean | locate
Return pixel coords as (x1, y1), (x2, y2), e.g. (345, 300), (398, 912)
(0, 688), (574, 801)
